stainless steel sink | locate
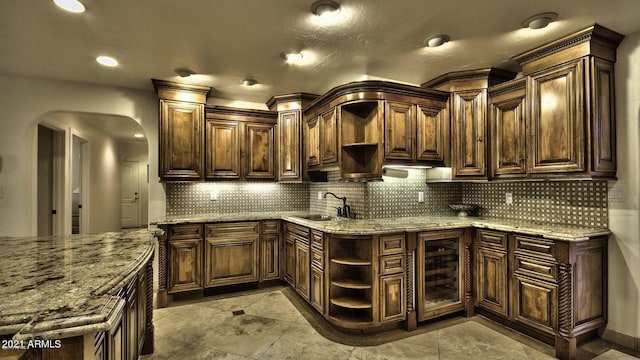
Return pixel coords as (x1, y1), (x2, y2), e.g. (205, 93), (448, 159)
(297, 214), (335, 221)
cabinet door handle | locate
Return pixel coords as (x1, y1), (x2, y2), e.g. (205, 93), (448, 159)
(477, 138), (483, 142)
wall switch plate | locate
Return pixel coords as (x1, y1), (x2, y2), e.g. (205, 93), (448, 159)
(210, 191), (218, 201)
(418, 191), (424, 203)
(505, 192), (513, 204)
(317, 191), (323, 200)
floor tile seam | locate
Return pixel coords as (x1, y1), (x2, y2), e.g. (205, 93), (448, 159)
(254, 321), (298, 359)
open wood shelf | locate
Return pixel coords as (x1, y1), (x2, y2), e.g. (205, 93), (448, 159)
(331, 257), (372, 266)
(331, 297), (373, 309)
(331, 279), (372, 289)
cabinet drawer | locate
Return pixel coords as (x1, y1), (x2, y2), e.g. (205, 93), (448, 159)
(476, 230), (507, 250)
(206, 222), (259, 238)
(168, 224), (203, 240)
(311, 230), (324, 250)
(380, 254), (405, 275)
(312, 249), (324, 270)
(513, 235), (555, 259)
(261, 220), (281, 234)
(379, 234), (405, 255)
(285, 222), (309, 239)
(514, 255), (557, 283)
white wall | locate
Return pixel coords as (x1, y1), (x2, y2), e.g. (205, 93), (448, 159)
(0, 75), (163, 237)
(607, 30), (640, 341)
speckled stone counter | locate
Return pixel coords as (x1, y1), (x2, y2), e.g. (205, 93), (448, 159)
(0, 229), (155, 341)
(155, 212), (610, 241)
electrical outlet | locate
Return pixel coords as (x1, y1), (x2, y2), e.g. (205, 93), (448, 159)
(210, 191), (218, 201)
(418, 191), (424, 203)
(317, 191), (323, 200)
(505, 192), (513, 205)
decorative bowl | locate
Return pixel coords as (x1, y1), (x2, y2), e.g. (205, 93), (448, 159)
(449, 204), (479, 217)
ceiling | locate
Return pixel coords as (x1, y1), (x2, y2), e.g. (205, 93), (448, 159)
(2, 0), (640, 105)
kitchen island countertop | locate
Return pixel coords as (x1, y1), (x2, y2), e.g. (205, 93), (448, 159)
(0, 229), (155, 340)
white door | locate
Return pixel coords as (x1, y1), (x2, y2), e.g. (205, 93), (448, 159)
(121, 160), (140, 228)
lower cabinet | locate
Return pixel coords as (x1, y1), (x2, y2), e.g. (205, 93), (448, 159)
(295, 240), (311, 301)
(310, 266), (325, 313)
(474, 230), (608, 360)
(284, 234), (295, 285)
(380, 274), (405, 322)
(166, 224), (204, 294)
(204, 222), (259, 287)
(108, 305), (126, 360)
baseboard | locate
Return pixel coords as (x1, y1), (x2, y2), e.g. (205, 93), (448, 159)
(602, 328), (639, 351)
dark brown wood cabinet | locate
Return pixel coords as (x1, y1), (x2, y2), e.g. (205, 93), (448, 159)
(260, 220), (281, 281)
(166, 224), (203, 294)
(475, 230), (509, 317)
(489, 79), (527, 179)
(305, 115), (321, 167)
(340, 100), (383, 180)
(152, 80), (211, 182)
(205, 107), (277, 180)
(422, 69), (516, 179)
(416, 104), (449, 163)
(512, 24), (623, 179)
(320, 108), (339, 165)
(384, 101), (414, 161)
(205, 119), (240, 179)
(108, 303), (126, 360)
(204, 222), (259, 287)
(295, 238), (311, 301)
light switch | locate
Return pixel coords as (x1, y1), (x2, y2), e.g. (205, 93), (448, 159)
(418, 191), (424, 203)
(505, 192), (513, 204)
(210, 191), (218, 201)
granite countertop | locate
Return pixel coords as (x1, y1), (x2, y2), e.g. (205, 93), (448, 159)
(155, 212), (610, 241)
(0, 229), (155, 340)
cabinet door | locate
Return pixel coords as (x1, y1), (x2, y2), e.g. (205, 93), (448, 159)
(204, 223), (259, 287)
(305, 116), (320, 167)
(167, 238), (203, 293)
(452, 89), (487, 178)
(528, 59), (585, 174)
(310, 266), (325, 314)
(490, 91), (527, 178)
(380, 273), (405, 323)
(260, 234), (280, 281)
(205, 119), (240, 179)
(136, 268), (147, 355)
(284, 237), (296, 285)
(475, 247), (508, 316)
(320, 108), (339, 165)
(384, 101), (414, 160)
(126, 280), (137, 360)
(591, 58), (616, 177)
(278, 110), (302, 181)
(245, 122), (276, 179)
(416, 105), (447, 163)
(159, 100), (203, 180)
(512, 275), (558, 335)
(109, 307), (126, 360)
(295, 241), (311, 301)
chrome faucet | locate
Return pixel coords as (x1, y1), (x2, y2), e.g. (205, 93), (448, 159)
(324, 192), (355, 218)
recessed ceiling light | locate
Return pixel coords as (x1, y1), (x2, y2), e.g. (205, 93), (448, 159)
(174, 68), (196, 77)
(53, 0), (85, 13)
(311, 0), (340, 17)
(280, 51), (304, 63)
(425, 34), (450, 48)
(242, 79), (258, 86)
(521, 12), (558, 29)
(96, 56), (118, 67)
(134, 133), (144, 138)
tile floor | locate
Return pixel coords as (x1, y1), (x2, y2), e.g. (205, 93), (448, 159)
(141, 286), (639, 360)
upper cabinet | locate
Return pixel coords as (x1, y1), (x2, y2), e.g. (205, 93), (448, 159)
(267, 93), (319, 182)
(303, 81), (450, 181)
(512, 24), (623, 179)
(205, 107), (278, 180)
(422, 69), (517, 180)
(153, 80), (211, 181)
(488, 78), (527, 179)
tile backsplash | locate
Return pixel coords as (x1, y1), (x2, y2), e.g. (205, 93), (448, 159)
(165, 172), (608, 228)
(165, 182), (308, 216)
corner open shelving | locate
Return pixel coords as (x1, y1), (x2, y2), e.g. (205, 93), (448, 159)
(339, 100), (383, 181)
